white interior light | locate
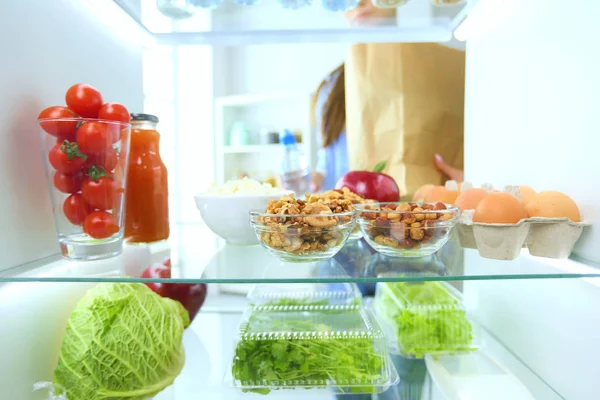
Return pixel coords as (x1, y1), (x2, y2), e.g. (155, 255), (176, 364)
(454, 0), (517, 41)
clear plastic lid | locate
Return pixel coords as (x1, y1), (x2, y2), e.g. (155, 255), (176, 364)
(231, 304), (398, 395)
(374, 281), (479, 358)
(247, 282), (362, 306)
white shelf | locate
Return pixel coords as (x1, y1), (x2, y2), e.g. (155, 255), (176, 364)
(154, 26), (453, 46)
(113, 0), (470, 46)
(216, 92), (310, 107)
(221, 143), (308, 154)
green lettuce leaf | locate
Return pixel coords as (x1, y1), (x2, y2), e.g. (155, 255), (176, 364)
(54, 283), (190, 400)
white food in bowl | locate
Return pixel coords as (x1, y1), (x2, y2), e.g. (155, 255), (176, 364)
(195, 178), (291, 246)
(203, 177), (282, 195)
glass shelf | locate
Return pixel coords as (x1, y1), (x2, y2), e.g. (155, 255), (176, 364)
(114, 0), (469, 45)
(2, 223), (599, 284)
(148, 309), (563, 399)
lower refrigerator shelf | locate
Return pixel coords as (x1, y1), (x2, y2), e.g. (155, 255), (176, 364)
(0, 286), (565, 400)
(152, 306), (563, 400)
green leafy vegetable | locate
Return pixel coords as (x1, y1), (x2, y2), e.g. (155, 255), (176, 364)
(54, 283), (190, 400)
(377, 282), (474, 358)
(261, 297), (330, 307)
(232, 307), (386, 395)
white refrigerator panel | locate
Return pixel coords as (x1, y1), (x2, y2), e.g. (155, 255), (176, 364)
(463, 0), (600, 264)
(0, 0), (144, 270)
(464, 1), (600, 399)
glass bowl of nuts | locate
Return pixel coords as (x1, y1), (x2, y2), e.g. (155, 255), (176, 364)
(356, 202), (459, 258)
(250, 194), (358, 262)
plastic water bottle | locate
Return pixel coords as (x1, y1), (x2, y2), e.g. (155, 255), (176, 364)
(280, 130), (309, 197)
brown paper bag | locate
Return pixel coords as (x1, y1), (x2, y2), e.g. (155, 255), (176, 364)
(345, 43), (465, 199)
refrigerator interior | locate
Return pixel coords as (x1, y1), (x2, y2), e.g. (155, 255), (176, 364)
(1, 0), (599, 399)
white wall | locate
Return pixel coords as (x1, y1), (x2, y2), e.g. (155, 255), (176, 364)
(463, 0), (599, 264)
(463, 0), (600, 399)
(0, 0), (144, 270)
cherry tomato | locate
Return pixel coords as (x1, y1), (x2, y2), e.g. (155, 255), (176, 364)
(82, 176), (117, 210)
(83, 211), (119, 239)
(65, 84), (103, 118)
(48, 141), (87, 173)
(98, 103), (130, 123)
(63, 194), (92, 225)
(54, 171), (85, 194)
(76, 122), (112, 153)
(86, 148), (118, 172)
(38, 106), (79, 139)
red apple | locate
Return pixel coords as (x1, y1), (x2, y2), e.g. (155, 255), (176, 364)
(140, 258), (207, 324)
(335, 161), (400, 202)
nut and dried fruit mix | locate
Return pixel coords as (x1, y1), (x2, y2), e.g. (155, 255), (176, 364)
(256, 191), (356, 255)
(312, 187), (369, 205)
(360, 202), (456, 250)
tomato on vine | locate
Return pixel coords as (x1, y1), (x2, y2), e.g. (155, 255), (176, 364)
(83, 211), (119, 239)
(54, 171), (86, 194)
(76, 122), (113, 154)
(82, 166), (117, 210)
(86, 147), (118, 172)
(63, 194), (92, 225)
(48, 141), (87, 173)
(65, 84), (103, 118)
(38, 106), (80, 139)
(98, 103), (130, 123)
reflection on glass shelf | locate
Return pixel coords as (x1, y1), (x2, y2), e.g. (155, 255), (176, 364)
(2, 224), (600, 283)
(114, 0), (469, 44)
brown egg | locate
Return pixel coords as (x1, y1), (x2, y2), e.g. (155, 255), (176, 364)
(455, 188), (490, 211)
(525, 191), (581, 222)
(425, 186), (460, 205)
(518, 186), (536, 205)
(413, 184), (435, 202)
(473, 192), (528, 224)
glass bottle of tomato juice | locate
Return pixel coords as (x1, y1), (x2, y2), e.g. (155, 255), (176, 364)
(124, 113), (170, 243)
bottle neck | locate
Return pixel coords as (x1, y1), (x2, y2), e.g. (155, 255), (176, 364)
(131, 121), (158, 130)
(131, 123), (161, 152)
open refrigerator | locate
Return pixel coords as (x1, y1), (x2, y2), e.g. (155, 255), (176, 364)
(1, 0), (599, 399)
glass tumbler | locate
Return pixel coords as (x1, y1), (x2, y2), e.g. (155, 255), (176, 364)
(38, 118), (131, 261)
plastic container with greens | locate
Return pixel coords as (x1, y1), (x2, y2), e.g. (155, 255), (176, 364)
(247, 282), (362, 307)
(231, 304), (397, 395)
(373, 281), (478, 359)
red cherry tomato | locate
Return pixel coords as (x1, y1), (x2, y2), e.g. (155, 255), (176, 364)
(48, 141), (87, 173)
(98, 103), (130, 123)
(38, 106), (80, 139)
(63, 194), (92, 225)
(53, 171), (86, 194)
(83, 211), (119, 239)
(86, 148), (118, 172)
(141, 263), (172, 296)
(65, 84), (103, 118)
(76, 122), (112, 154)
(82, 176), (117, 210)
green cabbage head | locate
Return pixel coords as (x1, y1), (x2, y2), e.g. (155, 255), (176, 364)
(54, 282), (190, 400)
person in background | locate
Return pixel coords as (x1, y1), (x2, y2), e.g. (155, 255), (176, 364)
(310, 64), (347, 192)
(311, 0), (463, 193)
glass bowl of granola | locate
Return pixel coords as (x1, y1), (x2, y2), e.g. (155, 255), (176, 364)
(312, 187), (369, 241)
(250, 194), (357, 262)
(356, 202), (459, 258)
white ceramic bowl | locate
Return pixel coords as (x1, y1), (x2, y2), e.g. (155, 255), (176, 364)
(194, 192), (291, 246)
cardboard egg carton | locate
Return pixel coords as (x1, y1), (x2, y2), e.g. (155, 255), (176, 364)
(455, 184), (589, 260)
